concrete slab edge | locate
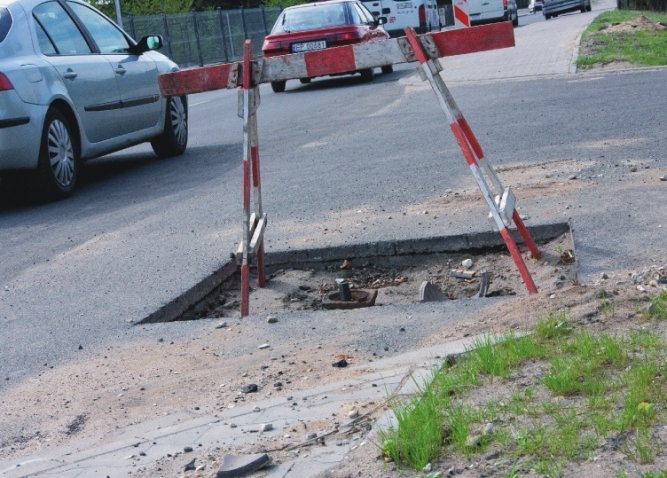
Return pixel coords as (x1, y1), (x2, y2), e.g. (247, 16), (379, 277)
(138, 222), (570, 324)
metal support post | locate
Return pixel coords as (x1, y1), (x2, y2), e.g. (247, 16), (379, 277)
(404, 27), (538, 294)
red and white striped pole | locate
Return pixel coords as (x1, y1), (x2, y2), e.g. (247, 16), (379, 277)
(430, 61), (540, 260)
(454, 0), (471, 28)
(404, 27), (538, 294)
(249, 89), (266, 289)
(240, 39), (252, 317)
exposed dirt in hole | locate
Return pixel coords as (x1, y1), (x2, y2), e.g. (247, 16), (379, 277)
(182, 234), (577, 320)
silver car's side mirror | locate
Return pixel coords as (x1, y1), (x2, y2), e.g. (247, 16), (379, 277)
(128, 35), (163, 55)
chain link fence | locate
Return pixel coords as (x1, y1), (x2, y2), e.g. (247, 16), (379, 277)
(617, 0), (667, 9)
(123, 7), (282, 67)
(122, 6), (463, 68)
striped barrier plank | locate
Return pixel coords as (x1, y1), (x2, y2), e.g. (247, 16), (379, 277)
(158, 22), (514, 96)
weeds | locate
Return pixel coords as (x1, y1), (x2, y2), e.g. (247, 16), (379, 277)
(577, 10), (667, 68)
(380, 309), (667, 476)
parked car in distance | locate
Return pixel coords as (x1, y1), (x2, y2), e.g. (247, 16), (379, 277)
(543, 0), (591, 19)
(261, 0), (392, 93)
(0, 0), (187, 199)
(529, 0), (544, 13)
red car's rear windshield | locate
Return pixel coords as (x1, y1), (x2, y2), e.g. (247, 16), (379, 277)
(272, 3), (349, 34)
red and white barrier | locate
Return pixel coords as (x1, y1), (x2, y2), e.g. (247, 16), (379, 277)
(157, 22), (540, 317)
(454, 0), (471, 28)
(238, 40), (267, 317)
(158, 23), (514, 95)
(404, 27), (539, 293)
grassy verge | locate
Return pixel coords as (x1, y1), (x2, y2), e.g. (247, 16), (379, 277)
(577, 10), (667, 69)
(380, 290), (667, 477)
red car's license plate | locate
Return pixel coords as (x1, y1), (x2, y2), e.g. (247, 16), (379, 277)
(291, 40), (327, 53)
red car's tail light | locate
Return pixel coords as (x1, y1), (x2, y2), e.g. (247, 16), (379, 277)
(0, 72), (13, 91)
(503, 0), (508, 8)
(262, 40), (289, 56)
(335, 30), (363, 42)
(418, 5), (426, 25)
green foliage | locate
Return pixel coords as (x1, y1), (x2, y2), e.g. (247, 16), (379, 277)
(262, 0), (307, 7)
(647, 290), (667, 319)
(89, 0), (195, 17)
(382, 313), (667, 476)
(578, 10), (667, 68)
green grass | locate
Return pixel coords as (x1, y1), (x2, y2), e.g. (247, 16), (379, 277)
(646, 290), (667, 319)
(577, 10), (667, 68)
(380, 297), (667, 476)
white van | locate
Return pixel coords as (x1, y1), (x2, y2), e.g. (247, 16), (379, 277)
(361, 0), (441, 37)
(467, 0), (506, 24)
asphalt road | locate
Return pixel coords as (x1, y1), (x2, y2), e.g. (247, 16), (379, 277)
(1, 1), (665, 386)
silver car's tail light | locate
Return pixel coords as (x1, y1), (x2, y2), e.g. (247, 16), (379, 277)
(0, 72), (14, 91)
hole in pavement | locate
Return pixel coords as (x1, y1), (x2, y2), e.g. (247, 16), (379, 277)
(139, 223), (576, 324)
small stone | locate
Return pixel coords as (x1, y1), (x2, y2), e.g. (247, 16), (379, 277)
(423, 462), (432, 472)
(600, 272), (609, 280)
(260, 423), (273, 432)
(215, 321), (228, 329)
(568, 174), (577, 180)
(230, 423), (238, 428)
(482, 422), (494, 435)
(258, 343), (270, 350)
(550, 294), (556, 299)
(241, 384), (258, 394)
(461, 258), (473, 269)
(183, 446), (194, 453)
(637, 285), (647, 292)
(306, 432), (318, 440)
(340, 259), (352, 270)
(660, 174), (667, 181)
(465, 434), (482, 448)
(629, 165), (638, 172)
(253, 406), (261, 412)
(266, 316), (278, 324)
(348, 409), (359, 419)
(195, 464), (206, 472)
(184, 458), (196, 471)
(332, 359), (348, 368)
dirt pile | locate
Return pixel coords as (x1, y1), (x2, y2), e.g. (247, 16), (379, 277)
(599, 15), (667, 33)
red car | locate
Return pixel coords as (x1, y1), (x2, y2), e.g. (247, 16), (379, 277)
(261, 0), (392, 93)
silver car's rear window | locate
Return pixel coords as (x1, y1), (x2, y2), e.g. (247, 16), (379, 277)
(0, 8), (11, 43)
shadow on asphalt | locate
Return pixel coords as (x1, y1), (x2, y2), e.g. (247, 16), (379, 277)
(0, 143), (242, 213)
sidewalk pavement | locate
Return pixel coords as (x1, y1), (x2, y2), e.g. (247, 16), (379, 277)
(0, 337), (479, 478)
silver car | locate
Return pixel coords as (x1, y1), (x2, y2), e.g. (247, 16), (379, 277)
(543, 0), (591, 19)
(0, 0), (187, 199)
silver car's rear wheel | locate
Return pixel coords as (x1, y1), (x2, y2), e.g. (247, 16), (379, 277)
(37, 109), (78, 198)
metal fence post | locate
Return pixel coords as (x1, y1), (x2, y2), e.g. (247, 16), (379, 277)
(217, 8), (230, 63)
(226, 12), (236, 59)
(260, 6), (268, 34)
(191, 11), (204, 67)
(241, 7), (248, 39)
(127, 13), (136, 38)
(161, 12), (174, 60)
